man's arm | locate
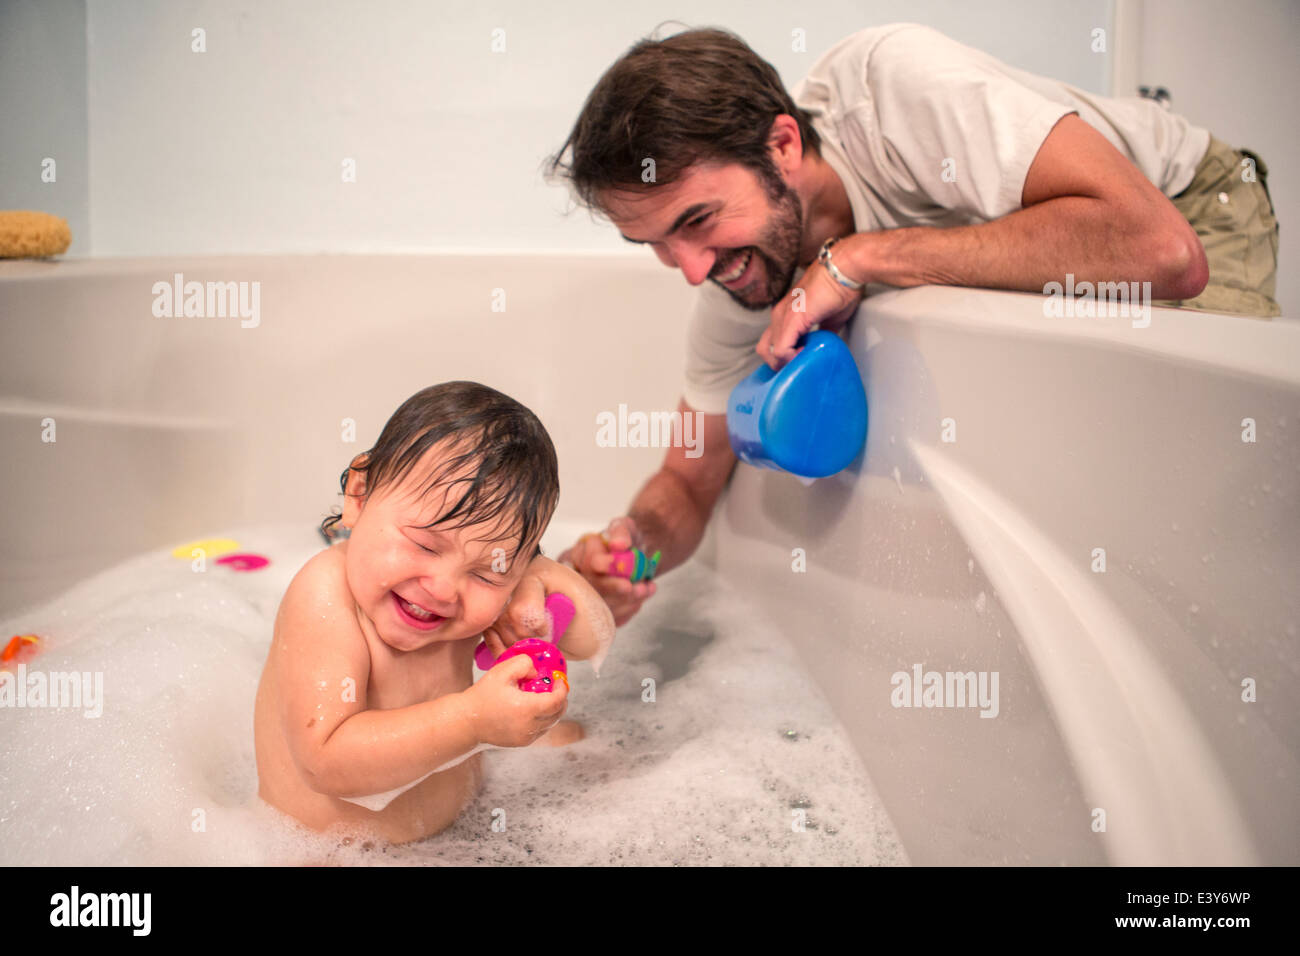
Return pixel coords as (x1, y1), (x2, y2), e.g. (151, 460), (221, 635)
(840, 113), (1210, 300)
(626, 398), (737, 576)
(564, 398), (735, 624)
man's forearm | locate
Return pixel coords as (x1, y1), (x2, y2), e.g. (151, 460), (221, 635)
(844, 195), (1205, 300)
(627, 468), (711, 576)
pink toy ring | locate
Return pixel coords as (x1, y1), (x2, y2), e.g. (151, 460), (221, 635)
(474, 592), (574, 693)
(216, 552), (270, 571)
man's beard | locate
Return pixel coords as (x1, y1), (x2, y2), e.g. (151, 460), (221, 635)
(712, 182), (804, 311)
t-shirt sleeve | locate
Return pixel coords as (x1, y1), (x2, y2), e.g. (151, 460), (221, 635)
(844, 24), (1075, 220)
(681, 283), (768, 416)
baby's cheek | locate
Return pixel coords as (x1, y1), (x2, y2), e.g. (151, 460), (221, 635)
(351, 549), (393, 597)
(465, 591), (509, 637)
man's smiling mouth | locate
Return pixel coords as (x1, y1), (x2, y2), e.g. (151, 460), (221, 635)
(714, 248), (753, 285)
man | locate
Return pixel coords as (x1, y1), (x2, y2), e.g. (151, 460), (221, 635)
(546, 23), (1282, 623)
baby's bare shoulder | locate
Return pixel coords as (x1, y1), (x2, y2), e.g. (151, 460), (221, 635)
(290, 543), (348, 596)
(275, 545), (360, 639)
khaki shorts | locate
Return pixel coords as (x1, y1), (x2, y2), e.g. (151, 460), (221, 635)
(1153, 135), (1281, 318)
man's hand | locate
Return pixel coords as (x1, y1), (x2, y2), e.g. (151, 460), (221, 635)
(558, 516), (657, 626)
(758, 247), (865, 369)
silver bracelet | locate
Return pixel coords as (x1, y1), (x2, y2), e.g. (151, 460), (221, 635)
(817, 237), (864, 291)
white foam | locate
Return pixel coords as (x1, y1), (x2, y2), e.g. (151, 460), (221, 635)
(0, 521), (906, 866)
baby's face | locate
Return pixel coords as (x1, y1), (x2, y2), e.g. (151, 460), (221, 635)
(341, 451), (532, 652)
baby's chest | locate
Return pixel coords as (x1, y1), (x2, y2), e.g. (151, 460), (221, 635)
(366, 653), (471, 709)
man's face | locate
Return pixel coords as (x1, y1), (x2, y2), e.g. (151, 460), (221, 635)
(602, 162), (805, 311)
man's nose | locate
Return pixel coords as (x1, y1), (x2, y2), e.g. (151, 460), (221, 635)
(658, 241), (715, 286)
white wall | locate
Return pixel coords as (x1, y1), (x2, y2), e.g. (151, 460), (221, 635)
(80, 0), (1109, 255)
(0, 0), (90, 255)
(1134, 0), (1299, 315)
(4, 0), (1294, 313)
(0, 253), (696, 613)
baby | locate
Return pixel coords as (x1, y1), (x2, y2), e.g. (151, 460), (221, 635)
(254, 381), (614, 844)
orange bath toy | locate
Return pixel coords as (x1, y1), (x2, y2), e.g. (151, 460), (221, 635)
(2, 634), (41, 665)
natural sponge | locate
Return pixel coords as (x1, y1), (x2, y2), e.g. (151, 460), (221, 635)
(0, 211), (72, 258)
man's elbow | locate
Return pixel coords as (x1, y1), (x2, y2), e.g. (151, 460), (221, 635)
(1148, 224), (1209, 300)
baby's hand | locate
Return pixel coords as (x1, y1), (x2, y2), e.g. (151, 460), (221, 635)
(480, 573), (550, 659)
(465, 655), (568, 747)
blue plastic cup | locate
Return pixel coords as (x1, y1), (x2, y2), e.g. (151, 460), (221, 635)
(726, 330), (868, 478)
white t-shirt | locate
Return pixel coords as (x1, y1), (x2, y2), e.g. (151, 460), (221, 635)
(682, 22), (1211, 415)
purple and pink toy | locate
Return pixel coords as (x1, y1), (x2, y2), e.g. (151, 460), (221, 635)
(473, 592), (575, 693)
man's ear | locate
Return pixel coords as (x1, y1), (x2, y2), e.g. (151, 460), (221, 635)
(767, 113), (804, 173)
(340, 454), (370, 528)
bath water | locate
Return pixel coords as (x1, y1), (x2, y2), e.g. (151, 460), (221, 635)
(0, 521), (906, 866)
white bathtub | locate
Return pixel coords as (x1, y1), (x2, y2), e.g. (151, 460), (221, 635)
(0, 254), (694, 611)
(710, 285), (1300, 865)
(2, 257), (1296, 865)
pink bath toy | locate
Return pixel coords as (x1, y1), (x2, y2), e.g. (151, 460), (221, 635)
(216, 552), (270, 571)
(474, 592), (574, 693)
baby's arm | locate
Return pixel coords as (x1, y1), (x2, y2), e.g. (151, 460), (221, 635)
(273, 550), (563, 801)
(526, 555), (616, 664)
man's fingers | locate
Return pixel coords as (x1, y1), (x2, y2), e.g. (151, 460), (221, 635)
(612, 600), (645, 627)
(605, 516), (638, 550)
(589, 564), (656, 620)
(596, 575), (634, 599)
(585, 543), (614, 577)
(571, 525), (631, 577)
(569, 533), (605, 574)
(566, 517), (657, 626)
(773, 310), (805, 366)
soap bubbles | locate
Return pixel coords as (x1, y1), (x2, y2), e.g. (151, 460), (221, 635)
(0, 521), (905, 866)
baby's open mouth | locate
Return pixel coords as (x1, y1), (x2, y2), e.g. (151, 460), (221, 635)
(392, 592), (445, 629)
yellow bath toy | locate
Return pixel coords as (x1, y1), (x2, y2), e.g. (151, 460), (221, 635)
(171, 538), (240, 559)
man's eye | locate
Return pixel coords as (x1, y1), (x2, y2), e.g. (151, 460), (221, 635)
(689, 214), (711, 228)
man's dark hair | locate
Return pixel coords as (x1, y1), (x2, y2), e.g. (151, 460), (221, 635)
(545, 25), (821, 215)
(321, 381), (559, 561)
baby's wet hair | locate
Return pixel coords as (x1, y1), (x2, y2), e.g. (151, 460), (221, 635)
(321, 381), (559, 562)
